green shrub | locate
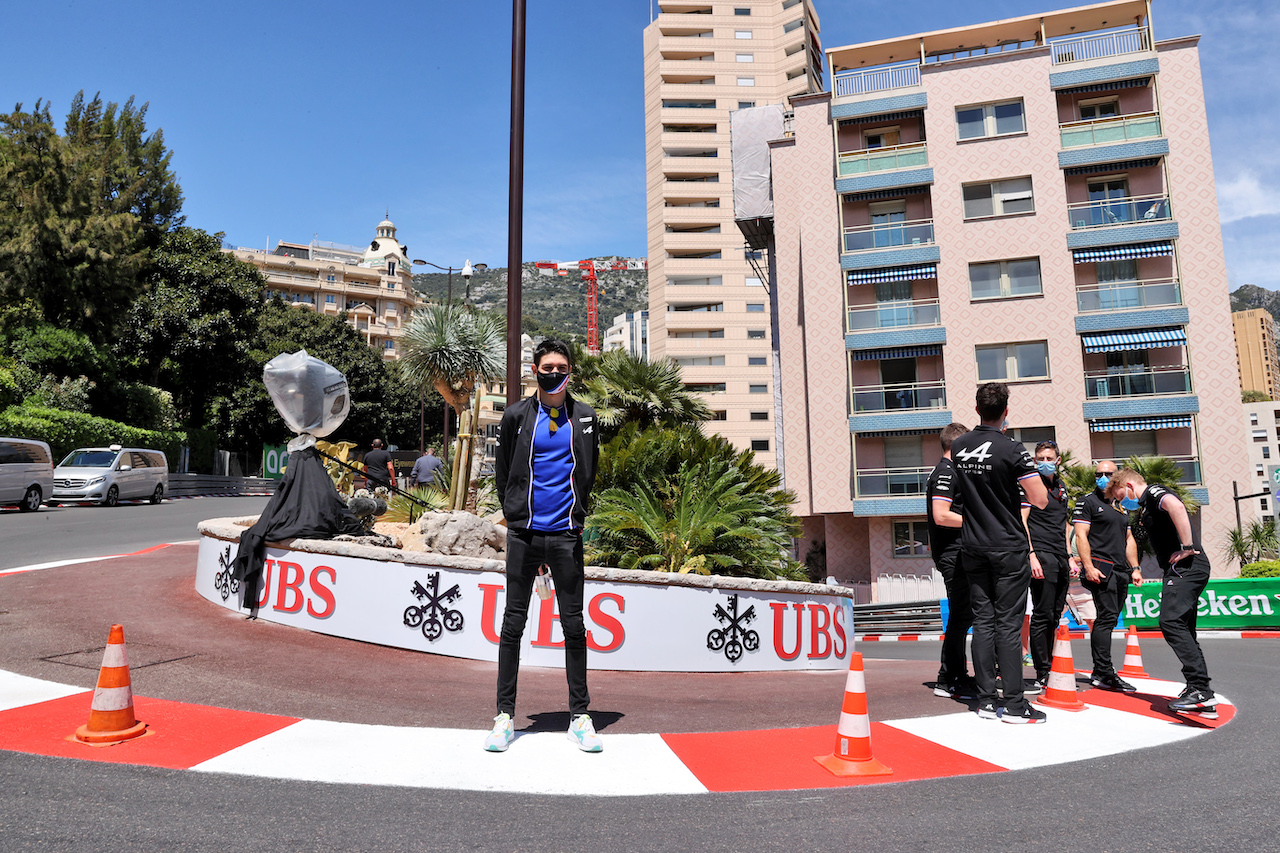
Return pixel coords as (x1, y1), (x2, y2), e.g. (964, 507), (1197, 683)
(1240, 560), (1280, 578)
(0, 405), (192, 471)
(0, 367), (17, 411)
(24, 374), (95, 413)
(104, 382), (178, 430)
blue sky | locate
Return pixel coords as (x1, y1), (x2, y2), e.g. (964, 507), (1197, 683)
(2, 1), (1275, 288)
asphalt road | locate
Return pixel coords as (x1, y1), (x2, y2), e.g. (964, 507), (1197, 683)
(1, 504), (1277, 852)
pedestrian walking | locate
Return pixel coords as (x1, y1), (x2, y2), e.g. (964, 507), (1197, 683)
(362, 439), (396, 491)
(926, 422), (978, 699)
(950, 383), (1048, 724)
(1020, 440), (1076, 692)
(408, 447), (445, 488)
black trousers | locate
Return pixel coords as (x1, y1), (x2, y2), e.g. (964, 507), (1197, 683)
(935, 546), (971, 684)
(1085, 570), (1128, 676)
(965, 548), (1032, 712)
(497, 528), (590, 716)
(1159, 557), (1212, 692)
(1029, 552), (1070, 681)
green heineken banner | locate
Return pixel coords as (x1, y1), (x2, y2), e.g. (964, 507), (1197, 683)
(1123, 578), (1280, 630)
(262, 444), (290, 480)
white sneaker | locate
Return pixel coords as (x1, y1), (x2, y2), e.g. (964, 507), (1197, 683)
(567, 713), (603, 753)
(484, 712), (514, 752)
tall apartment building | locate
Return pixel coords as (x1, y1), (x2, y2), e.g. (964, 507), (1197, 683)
(226, 217), (418, 359)
(1232, 308), (1278, 399)
(1243, 401), (1280, 522)
(604, 310), (650, 358)
(743, 0), (1250, 591)
(643, 0), (824, 466)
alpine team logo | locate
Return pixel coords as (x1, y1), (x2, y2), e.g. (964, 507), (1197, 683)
(954, 441), (993, 463)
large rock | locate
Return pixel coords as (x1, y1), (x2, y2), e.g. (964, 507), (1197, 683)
(403, 510), (507, 560)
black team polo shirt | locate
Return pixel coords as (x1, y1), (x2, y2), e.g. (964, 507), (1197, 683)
(951, 424), (1039, 555)
(1072, 488), (1130, 578)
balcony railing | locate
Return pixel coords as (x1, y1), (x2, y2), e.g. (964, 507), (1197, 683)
(1076, 278), (1182, 313)
(837, 142), (928, 177)
(855, 466), (931, 497)
(1050, 27), (1150, 64)
(842, 218), (935, 253)
(266, 271), (319, 284)
(851, 381), (946, 413)
(1060, 112), (1162, 148)
(1084, 366), (1191, 399)
(833, 63), (920, 98)
(1068, 193), (1172, 230)
(1101, 455), (1201, 485)
(847, 298), (941, 332)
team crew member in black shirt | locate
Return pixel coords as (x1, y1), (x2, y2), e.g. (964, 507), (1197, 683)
(951, 383), (1048, 723)
(1108, 469), (1217, 717)
(926, 422), (976, 699)
(1020, 441), (1075, 690)
(1071, 460), (1142, 692)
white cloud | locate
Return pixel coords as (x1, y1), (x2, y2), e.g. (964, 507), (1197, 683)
(1217, 172), (1280, 224)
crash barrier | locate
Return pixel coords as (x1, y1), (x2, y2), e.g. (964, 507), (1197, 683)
(196, 517), (857, 673)
(168, 475), (277, 497)
(852, 600), (944, 635)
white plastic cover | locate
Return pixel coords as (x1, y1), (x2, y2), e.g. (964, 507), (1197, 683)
(731, 104), (786, 220)
(263, 350), (349, 438)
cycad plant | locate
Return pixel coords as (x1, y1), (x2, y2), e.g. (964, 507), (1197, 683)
(573, 350), (711, 441)
(1223, 518), (1278, 566)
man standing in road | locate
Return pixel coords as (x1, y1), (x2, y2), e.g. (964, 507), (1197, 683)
(1021, 441), (1076, 692)
(1072, 460), (1141, 692)
(485, 339), (602, 753)
(951, 383), (1048, 723)
(408, 447), (444, 489)
(1108, 469), (1217, 718)
(926, 422), (977, 700)
(362, 439), (396, 491)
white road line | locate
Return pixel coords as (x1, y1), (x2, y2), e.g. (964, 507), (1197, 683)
(0, 670), (89, 711)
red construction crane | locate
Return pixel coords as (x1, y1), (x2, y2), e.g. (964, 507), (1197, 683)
(533, 258), (648, 355)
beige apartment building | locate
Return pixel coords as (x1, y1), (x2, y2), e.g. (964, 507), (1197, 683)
(643, 0), (824, 466)
(1232, 308), (1278, 399)
(226, 217), (418, 360)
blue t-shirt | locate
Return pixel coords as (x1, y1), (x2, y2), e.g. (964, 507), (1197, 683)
(529, 403), (575, 531)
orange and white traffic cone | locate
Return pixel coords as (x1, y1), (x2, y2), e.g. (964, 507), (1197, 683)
(74, 624), (148, 746)
(1035, 623), (1087, 712)
(814, 651), (892, 777)
(1118, 625), (1150, 679)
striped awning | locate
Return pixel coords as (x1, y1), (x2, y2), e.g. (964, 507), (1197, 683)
(1089, 415), (1192, 433)
(855, 428), (940, 437)
(1082, 327), (1186, 353)
(1059, 77), (1151, 95)
(1064, 158), (1160, 177)
(1073, 242), (1174, 264)
(850, 344), (941, 361)
(838, 109), (923, 127)
(842, 185), (929, 203)
(847, 264), (938, 285)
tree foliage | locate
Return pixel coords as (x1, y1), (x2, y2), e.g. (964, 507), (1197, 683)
(1243, 389), (1272, 403)
(572, 350), (711, 442)
(398, 304), (505, 414)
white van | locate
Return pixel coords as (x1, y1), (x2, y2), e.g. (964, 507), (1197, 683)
(53, 445), (169, 507)
(0, 437), (55, 512)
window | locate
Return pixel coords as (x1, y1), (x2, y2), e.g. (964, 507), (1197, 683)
(1253, 429), (1268, 442)
(736, 53), (754, 62)
(674, 355), (725, 366)
(669, 275), (723, 287)
(751, 439), (770, 451)
(1113, 430), (1157, 458)
(1263, 499), (1271, 512)
(1264, 446), (1272, 459)
(1007, 426), (1056, 455)
(738, 101), (755, 109)
(969, 258), (1042, 300)
(384, 340), (395, 350)
(745, 276), (763, 287)
(746, 303), (765, 313)
(326, 274), (336, 282)
(708, 410), (728, 421)
(750, 411), (769, 420)
(735, 30), (752, 39)
(783, 18), (804, 33)
(893, 520), (931, 558)
(963, 177), (1034, 218)
(1251, 412), (1260, 425)
(671, 302), (723, 312)
(956, 100), (1025, 140)
(734, 6), (750, 14)
(1096, 259), (1139, 283)
(737, 77), (756, 87)
(749, 384), (768, 393)
(976, 341), (1049, 382)
(748, 356), (767, 366)
(685, 382), (726, 393)
(1079, 97), (1119, 121)
(747, 329), (767, 339)
(1257, 464), (1266, 476)
(326, 294), (336, 303)
(670, 329), (724, 338)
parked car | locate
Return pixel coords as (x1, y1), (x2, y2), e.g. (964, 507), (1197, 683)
(52, 445), (169, 507)
(0, 436), (55, 512)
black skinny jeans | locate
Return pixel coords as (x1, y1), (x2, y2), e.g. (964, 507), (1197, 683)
(1029, 552), (1070, 681)
(497, 528), (590, 717)
(1159, 557), (1212, 692)
(965, 548), (1032, 712)
(1085, 569), (1128, 676)
(935, 546), (972, 684)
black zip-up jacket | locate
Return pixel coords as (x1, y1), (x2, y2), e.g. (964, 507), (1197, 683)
(495, 393), (599, 531)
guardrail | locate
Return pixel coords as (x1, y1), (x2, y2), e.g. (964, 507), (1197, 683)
(1060, 112), (1162, 148)
(1067, 193), (1172, 230)
(1076, 278), (1181, 312)
(837, 142), (928, 176)
(842, 218), (935, 253)
(167, 474), (278, 497)
(1050, 27), (1149, 64)
(847, 299), (941, 332)
(833, 63), (920, 97)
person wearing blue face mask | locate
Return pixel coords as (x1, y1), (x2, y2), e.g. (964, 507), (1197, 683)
(1071, 460), (1143, 692)
(1019, 441), (1076, 692)
(1108, 468), (1216, 719)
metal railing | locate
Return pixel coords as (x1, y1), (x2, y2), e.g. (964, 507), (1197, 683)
(870, 573), (947, 607)
(837, 142), (928, 176)
(1101, 455), (1201, 485)
(842, 218), (935, 253)
(847, 298), (941, 332)
(854, 465), (932, 497)
(1050, 27), (1150, 64)
(833, 63), (920, 97)
(851, 380), (946, 413)
(1067, 193), (1172, 229)
(1084, 366), (1192, 399)
(1060, 112), (1162, 148)
(1076, 278), (1182, 312)
(265, 271), (319, 283)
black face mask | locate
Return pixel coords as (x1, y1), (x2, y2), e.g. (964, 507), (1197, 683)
(536, 371), (570, 394)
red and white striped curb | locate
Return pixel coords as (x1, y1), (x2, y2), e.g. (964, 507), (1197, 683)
(856, 630), (1280, 641)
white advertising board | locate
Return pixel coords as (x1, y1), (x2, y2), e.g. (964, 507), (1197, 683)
(196, 535), (854, 673)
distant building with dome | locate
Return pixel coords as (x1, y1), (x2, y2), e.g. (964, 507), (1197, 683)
(225, 216), (419, 359)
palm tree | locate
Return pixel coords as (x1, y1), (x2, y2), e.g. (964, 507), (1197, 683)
(398, 305), (504, 510)
(1123, 455), (1198, 512)
(1223, 518), (1278, 566)
(573, 350), (711, 441)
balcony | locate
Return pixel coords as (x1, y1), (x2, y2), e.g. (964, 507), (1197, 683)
(837, 142), (928, 177)
(847, 299), (941, 333)
(842, 219), (935, 254)
(832, 63), (920, 99)
(1060, 112), (1162, 149)
(1049, 27), (1150, 65)
(1084, 366), (1192, 400)
(850, 381), (946, 414)
(1068, 193), (1171, 230)
(855, 466), (931, 497)
(1076, 278), (1181, 313)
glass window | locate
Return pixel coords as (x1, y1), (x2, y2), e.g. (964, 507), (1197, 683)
(735, 30), (752, 39)
(737, 77), (756, 87)
(751, 439), (770, 451)
(746, 303), (765, 312)
(708, 410), (728, 421)
(747, 329), (767, 339)
(962, 183), (994, 218)
(749, 384), (768, 393)
(685, 383), (726, 393)
(1264, 446), (1272, 459)
(893, 520), (931, 557)
(976, 341), (1049, 382)
(673, 355), (726, 366)
(955, 100), (1025, 139)
(738, 101), (755, 109)
(963, 177), (1034, 218)
(783, 18), (803, 33)
(969, 258), (1042, 300)
(748, 356), (767, 365)
(745, 276), (763, 287)
(1251, 412), (1260, 425)
(736, 53), (754, 62)
(734, 6), (750, 14)
(1253, 429), (1268, 442)
(1113, 430), (1157, 458)
(1096, 259), (1139, 282)
(750, 411), (769, 420)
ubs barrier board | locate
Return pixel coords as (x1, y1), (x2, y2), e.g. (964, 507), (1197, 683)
(196, 535), (855, 673)
(1122, 577), (1280, 630)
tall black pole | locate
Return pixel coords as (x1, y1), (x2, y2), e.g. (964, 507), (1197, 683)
(506, 0), (526, 405)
